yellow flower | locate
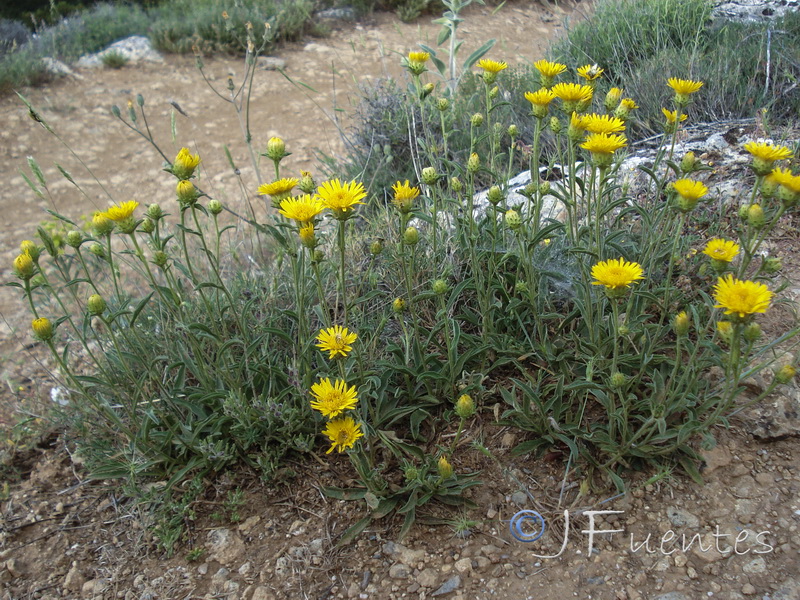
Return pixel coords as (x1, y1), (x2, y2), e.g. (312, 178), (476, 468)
(533, 59), (567, 85)
(20, 240), (39, 261)
(714, 275), (772, 319)
(584, 113), (626, 134)
(317, 178), (367, 219)
(662, 108), (688, 124)
(408, 51), (430, 64)
(673, 311), (691, 336)
(31, 317), (54, 341)
(577, 64), (604, 81)
(581, 133), (627, 155)
(104, 200), (139, 222)
(176, 180), (198, 205)
(322, 416), (363, 454)
(298, 223), (316, 248)
(620, 98), (638, 110)
(744, 141), (792, 162)
(278, 194), (324, 223)
(702, 238), (739, 262)
(524, 88), (556, 107)
(172, 147), (201, 179)
(771, 167), (800, 193)
(310, 378), (359, 418)
(604, 87), (623, 111)
(591, 258), (644, 290)
(672, 179), (708, 212)
(552, 82), (594, 104)
(437, 456), (453, 478)
(316, 326), (358, 359)
(14, 253), (35, 279)
(258, 178), (299, 197)
(478, 59), (508, 74)
(92, 212), (114, 236)
(667, 77), (703, 96)
(391, 180), (420, 213)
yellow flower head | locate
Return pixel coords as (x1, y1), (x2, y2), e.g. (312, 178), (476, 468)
(408, 51), (430, 64)
(581, 133), (627, 155)
(714, 275), (772, 319)
(317, 178), (367, 219)
(20, 240), (39, 261)
(298, 223), (316, 248)
(584, 113), (626, 135)
(278, 194), (324, 223)
(104, 200), (139, 222)
(662, 108), (688, 124)
(478, 59), (508, 74)
(322, 416), (363, 454)
(437, 455), (454, 478)
(743, 141), (792, 162)
(533, 59), (567, 85)
(31, 317), (54, 341)
(605, 87), (623, 111)
(92, 212), (114, 236)
(668, 77), (703, 95)
(173, 147), (201, 179)
(673, 178), (707, 198)
(524, 88), (556, 107)
(258, 178), (299, 197)
(621, 98), (638, 110)
(552, 82), (594, 104)
(391, 180), (420, 213)
(771, 167), (800, 193)
(591, 258), (644, 290)
(673, 311), (691, 336)
(310, 378), (359, 418)
(577, 64), (604, 81)
(569, 112), (589, 131)
(316, 325), (358, 360)
(13, 252), (35, 279)
(702, 238), (739, 262)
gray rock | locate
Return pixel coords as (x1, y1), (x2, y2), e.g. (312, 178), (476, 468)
(747, 387), (800, 439)
(42, 57), (84, 80)
(712, 0), (797, 22)
(742, 557), (767, 574)
(257, 56), (287, 71)
(76, 36), (164, 68)
(667, 506), (700, 528)
(773, 577), (800, 600)
(206, 529), (246, 565)
(64, 563), (85, 592)
(274, 556), (291, 577)
(417, 567), (439, 588)
(652, 593), (690, 600)
(511, 491), (528, 507)
(250, 586), (276, 600)
(316, 7), (358, 21)
(388, 563), (410, 579)
(432, 575), (461, 596)
(454, 557), (473, 575)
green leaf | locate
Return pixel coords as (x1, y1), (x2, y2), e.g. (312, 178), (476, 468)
(336, 515), (371, 547)
(462, 39), (496, 72)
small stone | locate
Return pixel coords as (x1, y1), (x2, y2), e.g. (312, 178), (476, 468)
(388, 563), (410, 579)
(511, 491), (528, 507)
(64, 563), (85, 592)
(197, 563), (208, 575)
(742, 557), (767, 574)
(5, 559), (22, 578)
(741, 584), (756, 595)
(250, 586), (276, 600)
(237, 515), (261, 535)
(418, 568), (439, 588)
(454, 557), (473, 575)
(206, 529), (246, 565)
(432, 575), (461, 596)
(666, 507), (700, 528)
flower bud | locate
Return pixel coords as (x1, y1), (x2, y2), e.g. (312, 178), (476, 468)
(437, 455), (453, 478)
(487, 185), (504, 205)
(20, 240), (40, 262)
(471, 113), (484, 128)
(467, 153), (480, 174)
(610, 372), (627, 388)
(140, 218), (155, 234)
(32, 317), (54, 341)
(673, 311), (690, 336)
(403, 226), (419, 245)
(176, 180), (198, 206)
(604, 87), (622, 112)
(436, 97), (449, 112)
(87, 294), (107, 316)
(747, 204), (765, 228)
(421, 82), (434, 98)
(539, 181), (550, 195)
(92, 212), (114, 236)
(147, 203), (163, 220)
(777, 182), (800, 207)
(312, 250), (325, 263)
(514, 280), (529, 295)
(618, 325), (630, 336)
(89, 242), (105, 258)
(14, 253), (35, 280)
(432, 279), (448, 295)
(422, 167), (438, 186)
(505, 209), (522, 231)
(392, 297), (406, 313)
(299, 171), (315, 194)
(549, 116), (562, 134)
(716, 321), (733, 344)
(744, 322), (762, 342)
(450, 177), (463, 193)
(738, 203), (751, 220)
(153, 250), (168, 267)
(208, 199), (223, 215)
(455, 394), (475, 418)
(775, 364), (796, 384)
(763, 256), (782, 273)
(507, 124), (518, 138)
(172, 148), (200, 179)
(266, 136), (286, 162)
(489, 85), (499, 100)
(111, 105), (121, 118)
(370, 239), (384, 256)
(66, 230), (83, 249)
(680, 151), (699, 174)
(299, 223), (316, 248)
(403, 465), (420, 482)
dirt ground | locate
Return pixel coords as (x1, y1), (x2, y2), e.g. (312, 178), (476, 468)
(1, 1), (800, 599)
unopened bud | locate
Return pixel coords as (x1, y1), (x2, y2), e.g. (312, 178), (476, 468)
(299, 171), (315, 194)
(747, 204), (765, 228)
(515, 280), (528, 295)
(147, 203), (163, 220)
(66, 230), (83, 248)
(89, 242), (105, 258)
(299, 223), (316, 248)
(436, 97), (449, 112)
(312, 250), (325, 263)
(13, 253), (35, 279)
(508, 124), (518, 138)
(87, 294), (107, 316)
(20, 240), (40, 261)
(680, 151), (699, 174)
(610, 372), (627, 388)
(432, 279), (448, 295)
(176, 180), (198, 206)
(208, 199), (223, 215)
(450, 177), (463, 193)
(738, 204), (751, 220)
(467, 153), (480, 174)
(487, 185), (503, 205)
(422, 167), (438, 185)
(744, 322), (762, 342)
(505, 209), (522, 231)
(549, 116), (562, 134)
(421, 82), (434, 98)
(471, 113), (484, 128)
(403, 226), (419, 245)
(604, 87), (622, 112)
(32, 317), (54, 341)
(455, 394), (475, 418)
(392, 297), (406, 313)
(153, 250), (168, 267)
(370, 239), (384, 255)
(539, 181), (550, 194)
(775, 364), (796, 384)
(763, 256), (782, 273)
(437, 455), (453, 479)
(489, 86), (499, 100)
(266, 136), (285, 162)
(673, 311), (690, 336)
(140, 218), (155, 234)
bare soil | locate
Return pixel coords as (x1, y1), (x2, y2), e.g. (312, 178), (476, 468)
(1, 2), (800, 600)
